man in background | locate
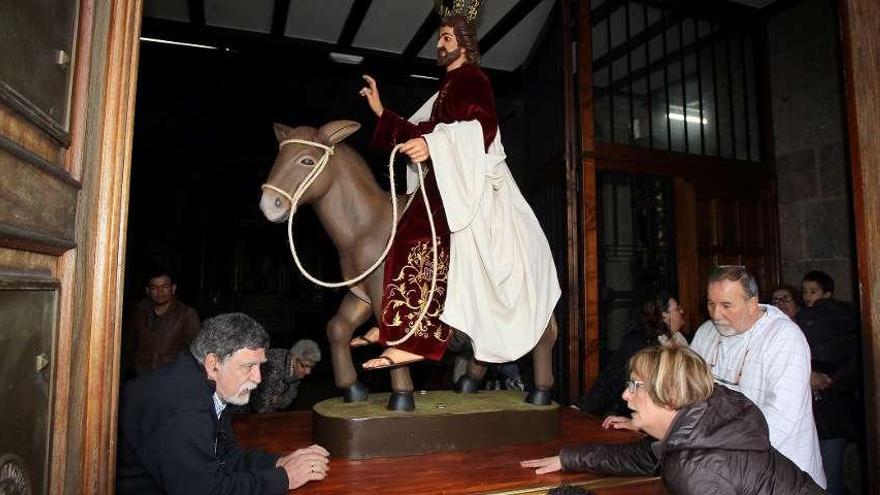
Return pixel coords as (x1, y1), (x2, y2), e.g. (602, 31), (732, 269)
(125, 268), (200, 375)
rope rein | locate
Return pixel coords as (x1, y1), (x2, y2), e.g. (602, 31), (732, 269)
(261, 137), (437, 347)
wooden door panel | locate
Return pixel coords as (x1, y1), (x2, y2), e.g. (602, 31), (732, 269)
(696, 199), (718, 248)
(0, 0), (141, 493)
(694, 190), (777, 299)
(718, 200), (742, 249)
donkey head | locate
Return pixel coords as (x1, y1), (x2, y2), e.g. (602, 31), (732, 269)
(260, 120), (361, 222)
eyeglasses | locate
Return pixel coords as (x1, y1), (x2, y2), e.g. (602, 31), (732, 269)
(708, 335), (751, 386)
(771, 295), (794, 304)
(625, 379), (645, 394)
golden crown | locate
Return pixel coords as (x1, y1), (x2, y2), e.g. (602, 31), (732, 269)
(434, 0), (483, 24)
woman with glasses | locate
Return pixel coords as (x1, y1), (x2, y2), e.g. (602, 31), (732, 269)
(771, 285), (802, 319)
(575, 290), (688, 426)
(521, 346), (824, 494)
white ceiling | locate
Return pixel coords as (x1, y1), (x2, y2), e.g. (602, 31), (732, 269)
(143, 0), (558, 72)
(284, 0), (355, 43)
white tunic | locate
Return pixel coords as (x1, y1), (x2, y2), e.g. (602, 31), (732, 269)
(691, 304), (826, 488)
(404, 94), (561, 363)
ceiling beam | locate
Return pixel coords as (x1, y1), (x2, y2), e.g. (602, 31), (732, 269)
(479, 0), (544, 55)
(187, 0), (205, 26)
(403, 11), (441, 59)
(139, 17), (525, 91)
(271, 0), (291, 37)
(337, 0), (373, 47)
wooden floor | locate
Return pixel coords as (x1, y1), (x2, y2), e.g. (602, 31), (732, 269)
(233, 406), (667, 494)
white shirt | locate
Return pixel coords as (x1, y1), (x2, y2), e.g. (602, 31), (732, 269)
(212, 392), (226, 419)
(691, 304), (826, 488)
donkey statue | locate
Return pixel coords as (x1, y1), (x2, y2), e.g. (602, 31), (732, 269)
(259, 120), (557, 411)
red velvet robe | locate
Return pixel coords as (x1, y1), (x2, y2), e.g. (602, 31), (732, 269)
(370, 63), (498, 361)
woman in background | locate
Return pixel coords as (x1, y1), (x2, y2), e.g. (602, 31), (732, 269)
(771, 284), (802, 319)
(575, 290), (687, 419)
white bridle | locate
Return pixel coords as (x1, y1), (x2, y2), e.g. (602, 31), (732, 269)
(260, 137), (437, 346)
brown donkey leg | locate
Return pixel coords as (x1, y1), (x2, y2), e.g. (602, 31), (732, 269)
(455, 359), (488, 394)
(526, 315), (558, 405)
(387, 367), (415, 411)
(326, 293), (373, 402)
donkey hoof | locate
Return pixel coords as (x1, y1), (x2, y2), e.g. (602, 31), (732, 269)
(387, 391), (415, 411)
(525, 388), (553, 406)
(340, 381), (370, 402)
(454, 375), (482, 394)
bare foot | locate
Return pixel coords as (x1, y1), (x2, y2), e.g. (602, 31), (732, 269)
(350, 326), (380, 348)
(362, 348), (425, 370)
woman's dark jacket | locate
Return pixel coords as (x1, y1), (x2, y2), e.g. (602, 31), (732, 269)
(117, 353), (288, 494)
(560, 386), (825, 494)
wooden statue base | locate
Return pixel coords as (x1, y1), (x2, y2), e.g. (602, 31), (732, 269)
(312, 390), (559, 459)
(233, 405), (664, 494)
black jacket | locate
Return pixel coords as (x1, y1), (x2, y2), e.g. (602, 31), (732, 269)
(117, 354), (288, 494)
(794, 299), (859, 439)
(576, 323), (657, 415)
(560, 386), (824, 494)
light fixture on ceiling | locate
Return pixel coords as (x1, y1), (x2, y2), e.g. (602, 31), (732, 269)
(667, 112), (708, 125)
(329, 52), (364, 65)
(139, 37), (218, 50)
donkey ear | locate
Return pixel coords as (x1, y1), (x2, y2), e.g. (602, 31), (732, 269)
(273, 123), (295, 143)
(318, 120), (361, 145)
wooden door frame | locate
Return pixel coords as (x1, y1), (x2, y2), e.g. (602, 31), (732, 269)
(571, 0), (601, 399)
(838, 0), (880, 491)
(49, 0), (142, 492)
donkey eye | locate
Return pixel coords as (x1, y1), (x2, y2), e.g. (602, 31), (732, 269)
(300, 157), (315, 166)
(274, 197), (282, 208)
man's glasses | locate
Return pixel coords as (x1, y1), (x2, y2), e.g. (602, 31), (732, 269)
(707, 336), (751, 386)
(771, 295), (794, 304)
(625, 379), (645, 394)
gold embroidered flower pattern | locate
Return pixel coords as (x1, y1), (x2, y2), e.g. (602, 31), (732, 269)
(381, 239), (451, 341)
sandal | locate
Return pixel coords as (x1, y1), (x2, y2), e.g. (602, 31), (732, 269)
(362, 353), (424, 370)
(350, 327), (380, 348)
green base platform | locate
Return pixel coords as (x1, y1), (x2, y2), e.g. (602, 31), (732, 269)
(312, 390), (559, 459)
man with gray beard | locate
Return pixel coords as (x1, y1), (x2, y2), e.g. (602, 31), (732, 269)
(117, 313), (330, 494)
(690, 266), (826, 488)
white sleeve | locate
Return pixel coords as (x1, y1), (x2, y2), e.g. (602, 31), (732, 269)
(756, 323), (813, 446)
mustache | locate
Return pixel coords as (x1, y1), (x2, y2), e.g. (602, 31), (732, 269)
(712, 321), (737, 337)
(239, 381), (258, 394)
